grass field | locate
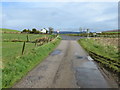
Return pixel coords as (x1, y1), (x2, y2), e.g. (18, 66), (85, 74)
(104, 31), (120, 33)
(1, 28), (20, 32)
(2, 42), (35, 66)
(2, 33), (52, 65)
(65, 31), (120, 38)
(78, 38), (120, 84)
(2, 33), (45, 42)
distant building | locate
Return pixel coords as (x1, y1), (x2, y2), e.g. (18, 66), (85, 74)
(96, 32), (102, 33)
(56, 30), (60, 34)
(40, 28), (48, 33)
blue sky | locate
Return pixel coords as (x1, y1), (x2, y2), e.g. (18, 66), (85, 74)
(1, 2), (118, 32)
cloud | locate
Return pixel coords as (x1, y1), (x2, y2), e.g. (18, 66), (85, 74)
(1, 0), (119, 2)
(1, 2), (118, 31)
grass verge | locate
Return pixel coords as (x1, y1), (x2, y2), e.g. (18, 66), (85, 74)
(2, 36), (61, 88)
(78, 38), (119, 61)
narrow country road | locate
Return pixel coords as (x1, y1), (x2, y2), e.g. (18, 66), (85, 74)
(13, 35), (117, 88)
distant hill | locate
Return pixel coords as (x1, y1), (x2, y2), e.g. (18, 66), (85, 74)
(0, 28), (20, 32)
(102, 29), (120, 33)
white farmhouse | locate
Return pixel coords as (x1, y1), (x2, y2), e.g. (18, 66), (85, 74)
(96, 32), (102, 33)
(40, 28), (48, 33)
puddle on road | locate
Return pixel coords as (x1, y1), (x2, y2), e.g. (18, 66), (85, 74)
(74, 60), (110, 88)
(74, 67), (109, 88)
(81, 61), (97, 69)
(76, 55), (84, 59)
(50, 49), (62, 56)
(27, 75), (44, 82)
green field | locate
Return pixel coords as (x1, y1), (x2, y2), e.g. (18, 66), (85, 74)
(78, 38), (120, 81)
(65, 31), (120, 38)
(104, 31), (120, 33)
(1, 28), (20, 32)
(2, 42), (35, 66)
(2, 33), (45, 41)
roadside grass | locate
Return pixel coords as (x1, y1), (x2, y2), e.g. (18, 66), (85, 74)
(2, 37), (61, 88)
(2, 33), (46, 41)
(78, 38), (119, 61)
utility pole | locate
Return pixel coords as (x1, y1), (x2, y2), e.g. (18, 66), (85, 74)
(87, 28), (89, 38)
(79, 27), (82, 33)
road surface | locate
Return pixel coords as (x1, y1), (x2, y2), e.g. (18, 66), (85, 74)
(13, 35), (118, 88)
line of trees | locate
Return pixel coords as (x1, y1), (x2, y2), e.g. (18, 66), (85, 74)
(22, 28), (42, 34)
(21, 27), (54, 34)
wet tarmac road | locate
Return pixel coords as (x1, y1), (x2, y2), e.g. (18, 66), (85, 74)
(13, 35), (118, 88)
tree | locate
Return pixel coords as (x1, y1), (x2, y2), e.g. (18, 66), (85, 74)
(35, 31), (40, 34)
(32, 28), (37, 32)
(27, 29), (31, 33)
(86, 28), (89, 33)
(79, 27), (82, 33)
(31, 28), (37, 33)
(86, 28), (89, 37)
(46, 30), (48, 34)
(22, 29), (27, 32)
(49, 27), (54, 34)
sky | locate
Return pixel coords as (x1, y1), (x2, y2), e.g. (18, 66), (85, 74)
(1, 1), (118, 32)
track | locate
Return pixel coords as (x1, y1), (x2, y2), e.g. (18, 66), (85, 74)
(13, 35), (118, 88)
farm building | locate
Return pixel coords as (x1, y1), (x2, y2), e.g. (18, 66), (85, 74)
(40, 28), (48, 33)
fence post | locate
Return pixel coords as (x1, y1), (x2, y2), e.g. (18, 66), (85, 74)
(35, 40), (37, 46)
(27, 35), (29, 42)
(47, 38), (49, 43)
(22, 41), (26, 55)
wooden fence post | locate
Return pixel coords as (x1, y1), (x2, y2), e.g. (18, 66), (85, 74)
(27, 35), (29, 42)
(35, 40), (37, 46)
(22, 41), (26, 55)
